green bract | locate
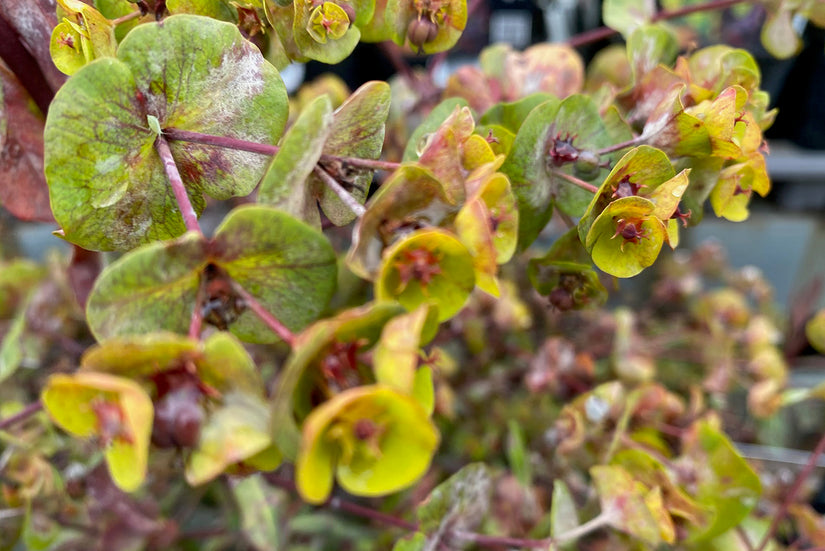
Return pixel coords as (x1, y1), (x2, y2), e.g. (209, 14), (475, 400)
(44, 15), (288, 251)
(86, 206), (337, 343)
(295, 385), (438, 503)
(375, 228), (475, 322)
(271, 302), (405, 458)
(41, 372), (153, 492)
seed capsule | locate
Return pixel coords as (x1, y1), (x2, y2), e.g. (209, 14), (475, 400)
(407, 17), (438, 52)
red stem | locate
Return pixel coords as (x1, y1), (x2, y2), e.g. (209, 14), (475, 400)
(566, 0), (751, 48)
(755, 430), (825, 551)
(312, 166), (366, 218)
(553, 170), (599, 194)
(163, 128), (401, 172)
(155, 134), (202, 235)
(0, 401), (43, 431)
(229, 281), (295, 346)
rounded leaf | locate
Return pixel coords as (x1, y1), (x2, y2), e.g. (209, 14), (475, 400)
(586, 196), (666, 278)
(45, 15), (288, 250)
(211, 205), (338, 343)
(42, 372), (153, 492)
(296, 385), (439, 503)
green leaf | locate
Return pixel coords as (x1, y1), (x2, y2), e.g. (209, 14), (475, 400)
(806, 309), (825, 355)
(506, 420), (531, 487)
(590, 464), (662, 545)
(585, 197), (667, 278)
(295, 385), (439, 503)
(503, 94), (612, 250)
(578, 145), (677, 242)
(603, 0), (655, 37)
(392, 532), (427, 551)
(683, 420), (761, 542)
(0, 260), (46, 319)
(0, 303), (27, 384)
(186, 391), (278, 485)
(166, 0), (238, 21)
(232, 474), (280, 551)
(45, 15), (288, 251)
(479, 93), (556, 134)
(258, 95), (334, 227)
(373, 304), (437, 394)
(41, 372), (153, 492)
(417, 463), (491, 535)
(761, 6), (801, 59)
(627, 24), (678, 81)
(500, 98), (559, 249)
(347, 165), (456, 280)
(87, 207), (336, 343)
(81, 332), (199, 378)
(272, 302), (405, 459)
(311, 81), (391, 225)
(198, 331), (262, 395)
(211, 205), (338, 343)
(85, 232), (208, 340)
(293, 0), (361, 64)
(404, 97), (470, 162)
(375, 228), (476, 322)
(550, 480), (579, 539)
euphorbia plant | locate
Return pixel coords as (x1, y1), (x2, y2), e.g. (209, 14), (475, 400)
(2, 0), (825, 549)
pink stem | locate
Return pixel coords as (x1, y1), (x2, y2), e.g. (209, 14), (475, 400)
(155, 134), (202, 235)
(163, 128), (401, 172)
(230, 281), (295, 346)
(0, 401), (43, 431)
(755, 430), (825, 550)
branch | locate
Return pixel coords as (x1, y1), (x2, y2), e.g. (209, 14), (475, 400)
(596, 136), (645, 156)
(155, 134), (202, 235)
(312, 166), (367, 218)
(0, 401), (43, 431)
(553, 170), (600, 194)
(110, 10), (142, 26)
(163, 128), (400, 172)
(566, 0), (751, 48)
(229, 281), (296, 346)
(755, 429), (825, 551)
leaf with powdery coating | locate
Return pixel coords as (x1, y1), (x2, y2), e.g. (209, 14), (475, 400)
(591, 465), (662, 546)
(45, 15), (288, 251)
(417, 463), (492, 537)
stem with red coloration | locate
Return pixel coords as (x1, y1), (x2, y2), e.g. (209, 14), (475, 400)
(755, 429), (825, 551)
(313, 166), (367, 218)
(229, 281), (295, 346)
(553, 170), (600, 194)
(155, 134), (202, 235)
(163, 128), (401, 172)
(567, 0), (750, 48)
(0, 401), (43, 431)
